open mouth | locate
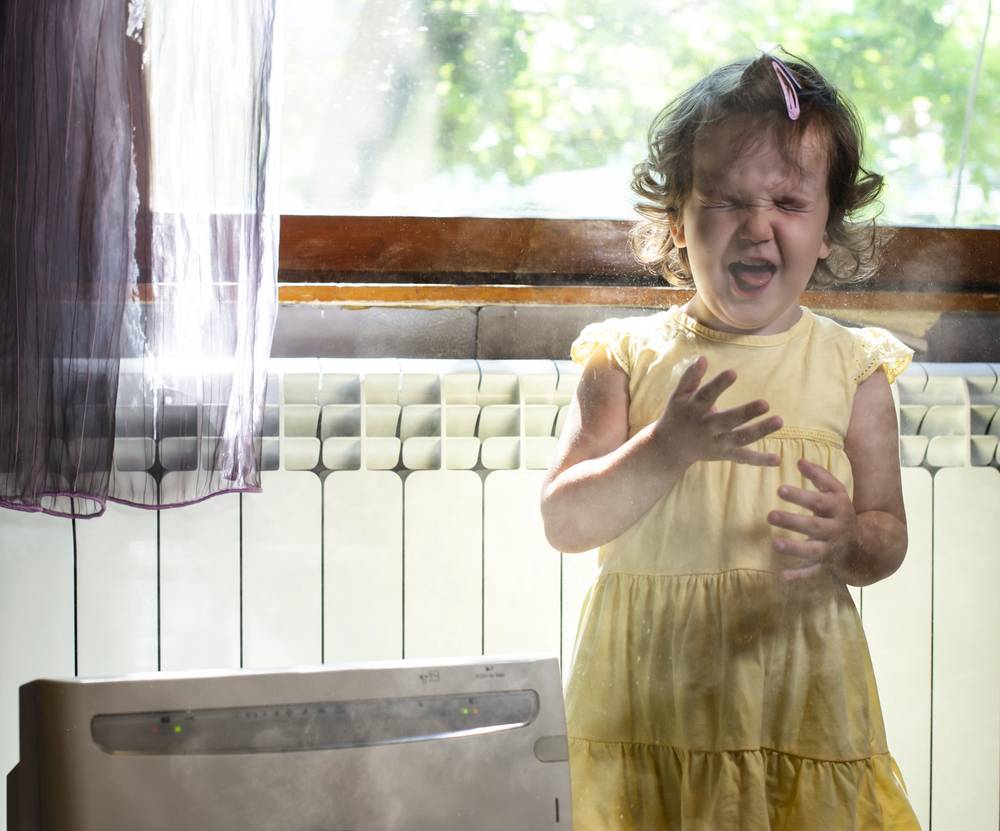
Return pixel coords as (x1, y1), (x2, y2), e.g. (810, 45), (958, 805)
(728, 260), (776, 294)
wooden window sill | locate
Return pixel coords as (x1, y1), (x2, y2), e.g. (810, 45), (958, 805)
(278, 217), (1000, 312)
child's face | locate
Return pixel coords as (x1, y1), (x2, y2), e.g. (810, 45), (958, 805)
(670, 119), (832, 335)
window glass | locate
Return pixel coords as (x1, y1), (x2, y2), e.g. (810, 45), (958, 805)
(280, 0), (997, 225)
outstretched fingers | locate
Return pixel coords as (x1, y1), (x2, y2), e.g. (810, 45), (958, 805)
(724, 409), (784, 465)
(727, 412), (784, 446)
(674, 356), (709, 398)
(796, 457), (847, 494)
(773, 486), (831, 518)
(769, 461), (858, 581)
(711, 398), (772, 432)
(662, 359), (783, 468)
(691, 366), (738, 410)
(776, 537), (828, 581)
(729, 445), (782, 466)
(691, 373), (783, 466)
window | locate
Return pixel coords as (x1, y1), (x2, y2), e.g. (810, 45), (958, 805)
(281, 0), (998, 226)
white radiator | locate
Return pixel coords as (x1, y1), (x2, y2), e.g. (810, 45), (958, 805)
(2, 357), (1000, 830)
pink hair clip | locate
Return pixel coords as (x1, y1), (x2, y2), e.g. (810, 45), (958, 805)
(771, 57), (802, 120)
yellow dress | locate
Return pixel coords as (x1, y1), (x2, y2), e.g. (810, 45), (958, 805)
(565, 306), (921, 830)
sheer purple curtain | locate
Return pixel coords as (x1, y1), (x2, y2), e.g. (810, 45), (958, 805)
(0, 0), (279, 518)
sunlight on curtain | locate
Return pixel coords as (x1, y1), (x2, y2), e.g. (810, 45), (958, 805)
(115, 0), (280, 510)
(0, 0), (280, 517)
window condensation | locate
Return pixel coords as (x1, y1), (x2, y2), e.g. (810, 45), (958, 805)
(280, 0), (998, 226)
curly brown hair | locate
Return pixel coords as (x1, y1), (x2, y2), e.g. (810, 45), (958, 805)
(631, 52), (886, 288)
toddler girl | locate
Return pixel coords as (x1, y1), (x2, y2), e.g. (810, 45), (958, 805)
(541, 53), (921, 829)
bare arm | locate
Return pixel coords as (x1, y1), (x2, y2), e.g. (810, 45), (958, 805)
(839, 370), (908, 585)
(768, 370), (908, 587)
(541, 350), (783, 553)
(540, 350), (686, 554)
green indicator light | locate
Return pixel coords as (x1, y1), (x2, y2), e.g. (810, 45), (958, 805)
(461, 707), (469, 715)
(173, 725), (183, 734)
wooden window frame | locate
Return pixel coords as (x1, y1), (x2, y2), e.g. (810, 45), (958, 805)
(278, 216), (1000, 312)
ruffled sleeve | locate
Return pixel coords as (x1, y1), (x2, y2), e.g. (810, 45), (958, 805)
(851, 327), (914, 385)
(570, 317), (632, 374)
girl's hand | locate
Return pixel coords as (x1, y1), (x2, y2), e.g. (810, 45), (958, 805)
(654, 356), (783, 468)
(768, 458), (859, 581)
